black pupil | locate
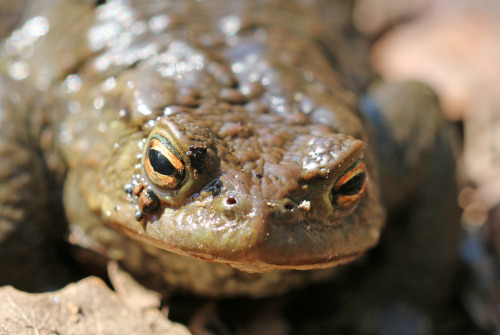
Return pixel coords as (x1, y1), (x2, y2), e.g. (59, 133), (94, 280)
(337, 172), (366, 196)
(148, 148), (177, 176)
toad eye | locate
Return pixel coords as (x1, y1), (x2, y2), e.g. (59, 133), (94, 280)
(144, 136), (186, 190)
(331, 160), (367, 209)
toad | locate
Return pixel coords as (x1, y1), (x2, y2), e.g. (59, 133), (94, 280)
(0, 0), (459, 317)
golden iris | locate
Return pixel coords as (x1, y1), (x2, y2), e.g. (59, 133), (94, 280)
(331, 160), (367, 209)
(144, 136), (186, 190)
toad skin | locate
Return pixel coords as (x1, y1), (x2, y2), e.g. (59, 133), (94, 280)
(0, 0), (458, 300)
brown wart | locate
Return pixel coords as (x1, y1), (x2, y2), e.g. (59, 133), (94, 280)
(130, 182), (161, 221)
(138, 189), (160, 214)
(186, 145), (208, 179)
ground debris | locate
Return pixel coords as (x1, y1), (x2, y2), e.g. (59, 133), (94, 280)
(0, 277), (191, 335)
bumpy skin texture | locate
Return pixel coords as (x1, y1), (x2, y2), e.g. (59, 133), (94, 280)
(0, 0), (457, 300)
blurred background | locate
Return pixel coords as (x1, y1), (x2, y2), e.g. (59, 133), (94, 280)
(356, 0), (500, 212)
(354, 0), (500, 331)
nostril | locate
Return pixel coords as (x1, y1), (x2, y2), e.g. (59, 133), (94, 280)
(225, 196), (238, 206)
(283, 201), (295, 211)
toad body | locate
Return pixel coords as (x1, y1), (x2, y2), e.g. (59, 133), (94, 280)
(0, 0), (459, 301)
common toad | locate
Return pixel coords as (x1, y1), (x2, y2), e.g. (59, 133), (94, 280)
(0, 0), (459, 313)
